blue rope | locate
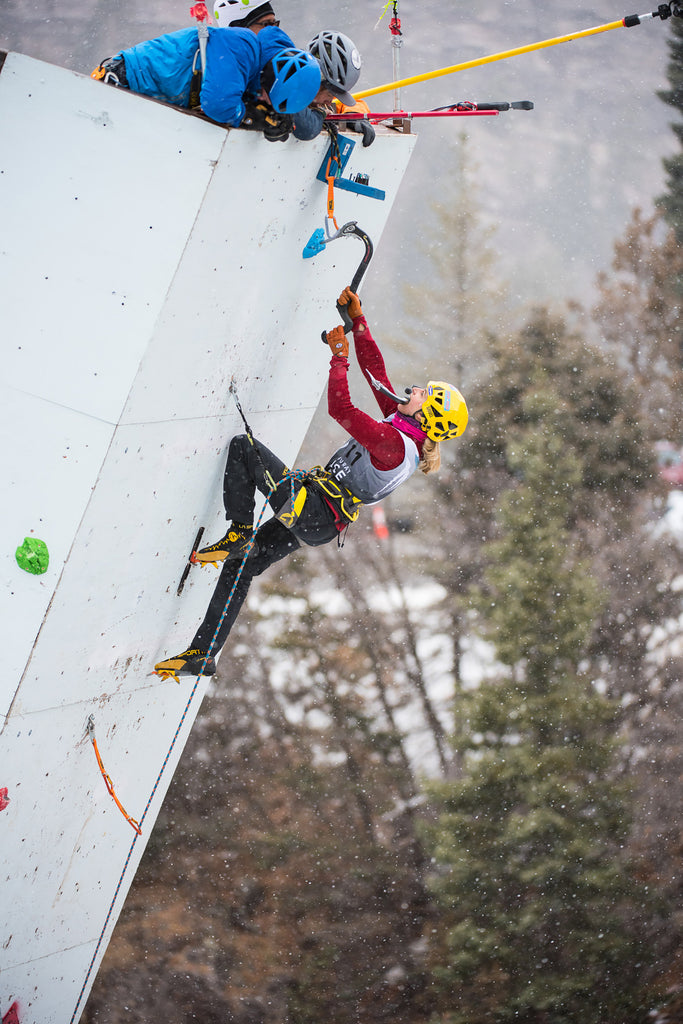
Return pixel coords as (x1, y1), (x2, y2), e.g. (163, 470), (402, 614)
(201, 466), (311, 667)
(70, 466), (307, 1023)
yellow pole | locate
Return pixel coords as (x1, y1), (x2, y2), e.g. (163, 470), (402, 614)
(353, 18), (625, 100)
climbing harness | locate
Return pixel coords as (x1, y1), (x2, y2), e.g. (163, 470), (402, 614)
(87, 716), (142, 835)
(305, 468), (363, 524)
(227, 381), (360, 529)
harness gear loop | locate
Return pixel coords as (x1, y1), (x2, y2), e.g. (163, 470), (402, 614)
(87, 716), (142, 835)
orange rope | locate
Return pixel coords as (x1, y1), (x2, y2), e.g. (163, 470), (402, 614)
(88, 716), (142, 834)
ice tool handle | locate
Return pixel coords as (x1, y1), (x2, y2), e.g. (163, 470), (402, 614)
(321, 221), (374, 348)
(321, 223), (374, 345)
(338, 223), (374, 331)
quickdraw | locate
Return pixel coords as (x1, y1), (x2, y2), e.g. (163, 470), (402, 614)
(189, 1), (211, 107)
(87, 716), (142, 835)
(324, 127), (344, 233)
(188, 48), (203, 109)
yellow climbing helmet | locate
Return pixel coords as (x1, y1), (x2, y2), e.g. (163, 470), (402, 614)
(420, 381), (469, 441)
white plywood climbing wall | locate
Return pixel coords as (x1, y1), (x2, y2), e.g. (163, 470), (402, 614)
(0, 51), (416, 1024)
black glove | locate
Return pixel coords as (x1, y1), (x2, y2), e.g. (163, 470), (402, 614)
(264, 112), (293, 143)
(241, 101), (291, 142)
(357, 120), (376, 148)
(334, 119), (375, 147)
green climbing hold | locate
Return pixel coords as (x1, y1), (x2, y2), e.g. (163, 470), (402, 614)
(15, 537), (49, 575)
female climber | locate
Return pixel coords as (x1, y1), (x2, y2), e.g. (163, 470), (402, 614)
(154, 287), (468, 680)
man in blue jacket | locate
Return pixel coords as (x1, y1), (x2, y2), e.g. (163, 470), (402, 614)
(92, 25), (320, 138)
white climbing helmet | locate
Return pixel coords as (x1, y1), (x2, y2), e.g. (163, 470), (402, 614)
(308, 31), (361, 106)
(214, 0), (274, 27)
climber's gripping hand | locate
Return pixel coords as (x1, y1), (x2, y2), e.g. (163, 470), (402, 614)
(336, 286), (362, 333)
(322, 324), (349, 357)
(241, 101), (292, 142)
(338, 287), (362, 319)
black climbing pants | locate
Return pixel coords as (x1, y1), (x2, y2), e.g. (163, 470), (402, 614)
(192, 435), (339, 657)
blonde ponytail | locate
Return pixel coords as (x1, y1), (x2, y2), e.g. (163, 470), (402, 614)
(420, 436), (441, 475)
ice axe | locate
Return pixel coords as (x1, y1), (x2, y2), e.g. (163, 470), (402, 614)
(316, 222), (374, 344)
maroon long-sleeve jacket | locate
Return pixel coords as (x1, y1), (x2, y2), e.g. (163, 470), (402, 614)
(327, 314), (424, 471)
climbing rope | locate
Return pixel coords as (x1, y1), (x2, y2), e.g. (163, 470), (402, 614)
(70, 384), (309, 1023)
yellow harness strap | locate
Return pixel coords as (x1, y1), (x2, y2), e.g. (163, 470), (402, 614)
(308, 468), (363, 524)
(274, 469), (362, 530)
(276, 483), (310, 529)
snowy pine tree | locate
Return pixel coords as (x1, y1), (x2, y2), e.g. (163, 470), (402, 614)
(423, 382), (656, 1024)
(658, 15), (683, 243)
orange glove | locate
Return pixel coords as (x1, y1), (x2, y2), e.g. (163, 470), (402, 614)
(326, 325), (349, 358)
(338, 287), (362, 320)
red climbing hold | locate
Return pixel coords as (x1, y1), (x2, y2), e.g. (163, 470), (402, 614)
(0, 787), (10, 811)
(3, 1002), (20, 1024)
(190, 1), (211, 21)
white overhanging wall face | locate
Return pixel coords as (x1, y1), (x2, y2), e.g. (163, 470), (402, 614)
(0, 51), (416, 1024)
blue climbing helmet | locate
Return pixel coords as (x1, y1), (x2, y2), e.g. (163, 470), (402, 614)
(262, 48), (321, 113)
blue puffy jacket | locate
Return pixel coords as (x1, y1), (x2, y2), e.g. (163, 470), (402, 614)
(120, 25), (296, 126)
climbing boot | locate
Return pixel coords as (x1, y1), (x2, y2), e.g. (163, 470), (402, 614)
(154, 648), (216, 682)
(192, 523), (257, 567)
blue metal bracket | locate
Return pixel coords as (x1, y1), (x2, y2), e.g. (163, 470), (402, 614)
(316, 135), (386, 202)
